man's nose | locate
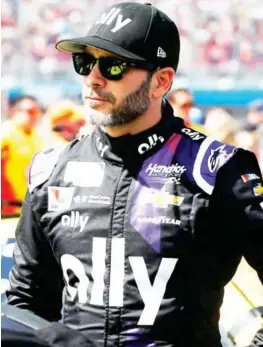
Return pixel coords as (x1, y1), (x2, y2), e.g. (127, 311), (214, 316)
(83, 63), (107, 88)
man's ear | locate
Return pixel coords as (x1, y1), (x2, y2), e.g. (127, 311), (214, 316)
(151, 68), (175, 99)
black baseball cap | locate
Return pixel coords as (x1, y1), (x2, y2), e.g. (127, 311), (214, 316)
(55, 2), (180, 71)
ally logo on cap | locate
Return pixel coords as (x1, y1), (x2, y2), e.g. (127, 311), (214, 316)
(95, 7), (132, 33)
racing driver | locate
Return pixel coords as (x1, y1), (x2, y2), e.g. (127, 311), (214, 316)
(6, 2), (263, 347)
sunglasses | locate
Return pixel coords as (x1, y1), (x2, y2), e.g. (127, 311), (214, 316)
(72, 53), (157, 81)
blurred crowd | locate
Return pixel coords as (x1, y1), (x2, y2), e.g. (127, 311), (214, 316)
(1, 0), (263, 216)
(2, 0), (263, 83)
(1, 95), (88, 215)
(167, 89), (263, 174)
(1, 91), (263, 216)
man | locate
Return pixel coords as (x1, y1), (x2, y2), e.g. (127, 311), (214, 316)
(6, 3), (263, 347)
(1, 95), (44, 216)
(45, 99), (86, 145)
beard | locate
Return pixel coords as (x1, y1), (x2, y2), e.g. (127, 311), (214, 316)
(84, 73), (152, 127)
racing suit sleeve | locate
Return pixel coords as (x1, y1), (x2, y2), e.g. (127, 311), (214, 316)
(212, 149), (263, 284)
(6, 191), (64, 321)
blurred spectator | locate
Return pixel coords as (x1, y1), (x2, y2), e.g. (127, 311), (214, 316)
(44, 99), (86, 145)
(240, 99), (263, 174)
(247, 99), (263, 126)
(235, 122), (260, 155)
(168, 88), (194, 126)
(168, 88), (205, 133)
(188, 107), (206, 126)
(1, 95), (44, 216)
(204, 107), (238, 145)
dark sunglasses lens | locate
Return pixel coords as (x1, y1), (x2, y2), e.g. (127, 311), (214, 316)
(73, 53), (94, 76)
(99, 58), (126, 80)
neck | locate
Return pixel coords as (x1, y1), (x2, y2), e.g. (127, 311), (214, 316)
(101, 101), (163, 137)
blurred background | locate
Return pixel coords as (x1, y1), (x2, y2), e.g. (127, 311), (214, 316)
(1, 1), (263, 345)
(2, 0), (263, 109)
(1, 0), (263, 214)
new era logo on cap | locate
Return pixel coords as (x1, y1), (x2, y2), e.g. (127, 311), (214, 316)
(157, 47), (166, 58)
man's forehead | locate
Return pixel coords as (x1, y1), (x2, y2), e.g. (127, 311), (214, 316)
(85, 46), (121, 59)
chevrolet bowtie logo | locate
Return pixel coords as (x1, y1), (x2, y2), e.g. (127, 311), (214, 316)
(254, 184), (263, 196)
(145, 191), (184, 208)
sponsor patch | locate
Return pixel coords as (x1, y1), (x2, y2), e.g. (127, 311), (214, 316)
(73, 195), (111, 205)
(145, 163), (186, 177)
(193, 138), (236, 195)
(137, 216), (181, 226)
(208, 145), (230, 173)
(64, 161), (105, 187)
(61, 211), (89, 232)
(141, 190), (184, 208)
(182, 128), (205, 141)
(253, 184), (263, 197)
(241, 173), (260, 183)
(138, 134), (164, 154)
(143, 163), (186, 185)
(48, 186), (75, 211)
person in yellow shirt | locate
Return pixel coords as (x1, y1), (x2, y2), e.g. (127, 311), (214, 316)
(43, 99), (86, 146)
(167, 88), (205, 132)
(1, 95), (44, 216)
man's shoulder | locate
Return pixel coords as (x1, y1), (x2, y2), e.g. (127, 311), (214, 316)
(28, 144), (67, 193)
(176, 127), (238, 195)
(28, 134), (91, 193)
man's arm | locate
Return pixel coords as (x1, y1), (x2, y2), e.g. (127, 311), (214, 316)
(6, 191), (64, 321)
(214, 149), (263, 284)
(234, 152), (263, 284)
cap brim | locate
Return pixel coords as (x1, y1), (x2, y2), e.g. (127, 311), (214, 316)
(55, 36), (146, 62)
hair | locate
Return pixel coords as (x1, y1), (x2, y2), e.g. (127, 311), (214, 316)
(9, 95), (38, 108)
(204, 107), (237, 145)
(167, 88), (192, 104)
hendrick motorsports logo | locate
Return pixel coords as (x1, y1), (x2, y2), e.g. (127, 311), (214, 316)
(145, 163), (186, 177)
(137, 216), (181, 225)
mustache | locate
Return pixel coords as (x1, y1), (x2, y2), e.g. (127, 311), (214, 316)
(86, 88), (116, 104)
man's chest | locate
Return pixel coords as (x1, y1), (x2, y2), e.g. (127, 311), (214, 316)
(37, 158), (209, 261)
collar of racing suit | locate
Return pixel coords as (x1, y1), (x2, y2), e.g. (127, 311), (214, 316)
(93, 101), (184, 165)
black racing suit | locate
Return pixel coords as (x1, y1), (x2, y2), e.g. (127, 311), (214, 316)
(7, 102), (263, 347)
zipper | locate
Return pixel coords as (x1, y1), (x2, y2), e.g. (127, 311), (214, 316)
(103, 168), (124, 347)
